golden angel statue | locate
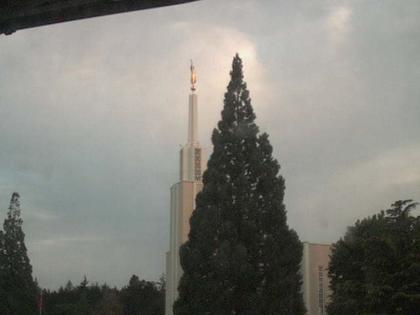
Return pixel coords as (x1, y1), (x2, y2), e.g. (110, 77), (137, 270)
(190, 60), (197, 91)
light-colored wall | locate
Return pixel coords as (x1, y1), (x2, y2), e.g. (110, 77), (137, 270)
(166, 92), (206, 315)
(302, 242), (332, 315)
(188, 94), (198, 144)
(166, 180), (203, 315)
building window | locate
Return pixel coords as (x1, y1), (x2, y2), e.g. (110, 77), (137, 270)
(318, 265), (325, 315)
(194, 148), (201, 181)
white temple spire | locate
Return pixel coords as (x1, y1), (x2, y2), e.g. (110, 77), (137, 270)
(187, 61), (198, 145)
(165, 61), (207, 315)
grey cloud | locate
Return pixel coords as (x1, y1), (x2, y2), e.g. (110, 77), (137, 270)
(0, 0), (419, 288)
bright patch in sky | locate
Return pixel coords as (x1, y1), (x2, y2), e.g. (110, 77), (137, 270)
(327, 5), (352, 47)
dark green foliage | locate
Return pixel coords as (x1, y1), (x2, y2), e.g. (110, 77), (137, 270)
(43, 275), (164, 315)
(120, 274), (164, 315)
(0, 192), (37, 314)
(43, 277), (105, 315)
(0, 193), (164, 314)
(94, 287), (123, 315)
(328, 200), (420, 315)
(174, 55), (305, 315)
(0, 229), (9, 314)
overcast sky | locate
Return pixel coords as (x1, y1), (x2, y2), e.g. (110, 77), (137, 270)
(1, 0), (419, 289)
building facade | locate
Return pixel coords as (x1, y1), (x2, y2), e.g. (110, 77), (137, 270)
(302, 242), (332, 315)
(165, 64), (207, 315)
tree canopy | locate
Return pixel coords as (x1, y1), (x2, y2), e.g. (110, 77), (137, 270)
(0, 192), (37, 314)
(328, 200), (420, 315)
(42, 275), (164, 315)
(174, 54), (304, 315)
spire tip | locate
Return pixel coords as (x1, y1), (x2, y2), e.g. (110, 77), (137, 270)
(190, 60), (197, 92)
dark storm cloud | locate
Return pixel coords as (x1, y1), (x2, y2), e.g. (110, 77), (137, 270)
(0, 0), (419, 288)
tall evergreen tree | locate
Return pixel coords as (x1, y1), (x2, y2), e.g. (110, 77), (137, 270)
(0, 192), (37, 314)
(174, 55), (305, 315)
(0, 228), (9, 314)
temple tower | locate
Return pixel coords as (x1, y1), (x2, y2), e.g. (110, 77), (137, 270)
(165, 62), (207, 315)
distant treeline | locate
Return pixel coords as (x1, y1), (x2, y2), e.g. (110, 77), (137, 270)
(0, 192), (164, 315)
(42, 274), (164, 315)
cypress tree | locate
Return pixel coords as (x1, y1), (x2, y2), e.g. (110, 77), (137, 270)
(1, 192), (37, 314)
(174, 54), (305, 315)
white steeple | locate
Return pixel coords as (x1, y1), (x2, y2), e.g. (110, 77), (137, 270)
(188, 61), (198, 145)
(180, 61), (206, 181)
(165, 62), (207, 315)
(187, 94), (198, 145)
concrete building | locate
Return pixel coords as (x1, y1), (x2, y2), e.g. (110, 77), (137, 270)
(302, 242), (332, 315)
(165, 63), (207, 315)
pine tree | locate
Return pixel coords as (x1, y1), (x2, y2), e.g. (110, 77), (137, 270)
(77, 275), (90, 315)
(0, 228), (10, 314)
(121, 274), (164, 315)
(0, 192), (37, 314)
(174, 55), (305, 315)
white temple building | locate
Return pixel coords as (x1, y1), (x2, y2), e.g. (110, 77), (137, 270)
(165, 62), (207, 315)
(302, 242), (332, 315)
